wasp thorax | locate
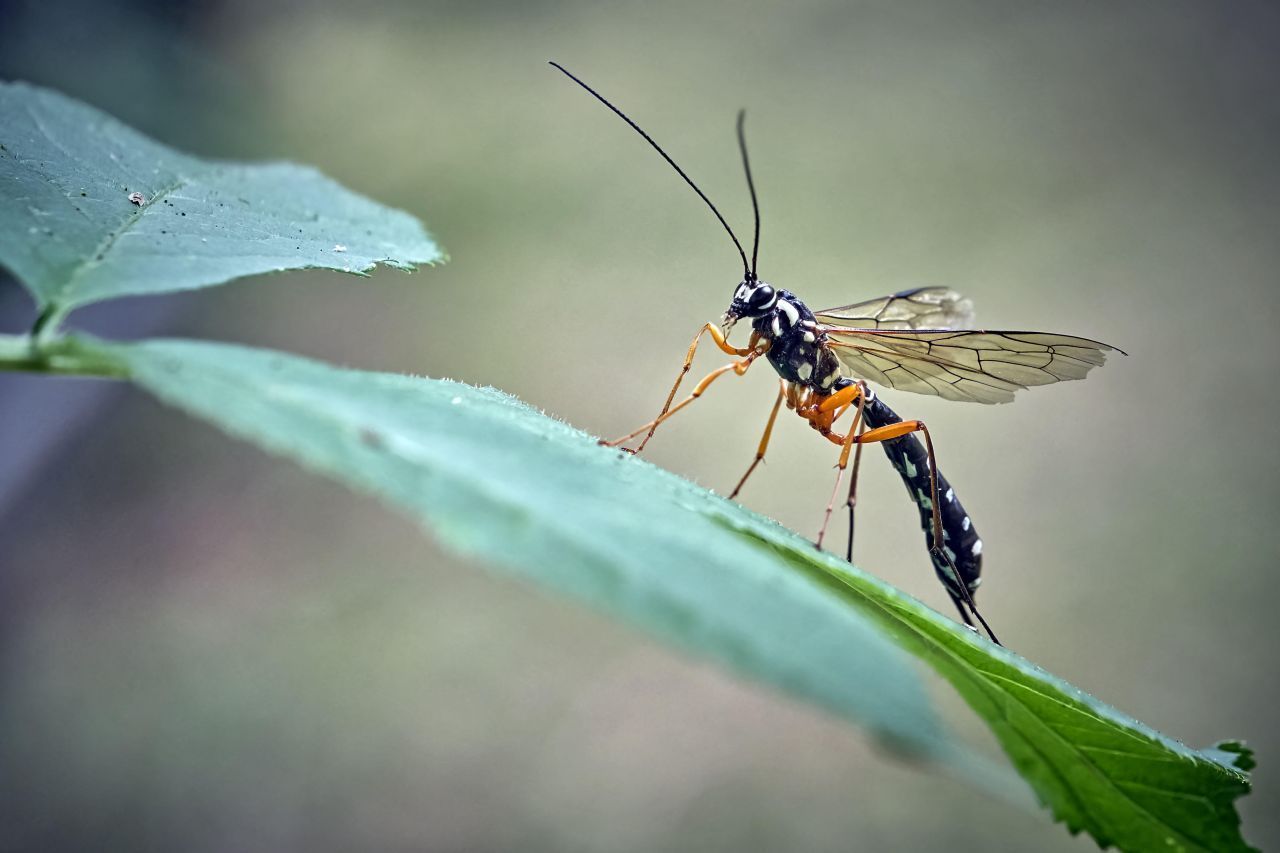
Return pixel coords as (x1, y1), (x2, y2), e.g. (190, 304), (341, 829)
(727, 278), (778, 321)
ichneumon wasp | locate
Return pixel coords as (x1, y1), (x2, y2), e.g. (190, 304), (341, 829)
(550, 62), (1122, 645)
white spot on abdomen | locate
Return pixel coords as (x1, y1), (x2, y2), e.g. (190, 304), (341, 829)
(971, 540), (983, 556)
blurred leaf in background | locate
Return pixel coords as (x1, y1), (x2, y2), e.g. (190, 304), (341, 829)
(1, 81), (441, 314)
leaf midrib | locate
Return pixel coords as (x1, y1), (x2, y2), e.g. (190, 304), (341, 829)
(54, 176), (188, 306)
(834, 571), (1224, 850)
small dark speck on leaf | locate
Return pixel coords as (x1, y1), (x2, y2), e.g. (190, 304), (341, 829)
(80, 191), (87, 197)
(181, 212), (186, 216)
(160, 230), (167, 235)
(358, 427), (385, 449)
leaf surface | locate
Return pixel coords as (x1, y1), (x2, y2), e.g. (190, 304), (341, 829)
(0, 82), (442, 312)
(76, 336), (1254, 852)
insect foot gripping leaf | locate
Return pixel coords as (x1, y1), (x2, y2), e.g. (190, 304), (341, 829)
(0, 81), (443, 324)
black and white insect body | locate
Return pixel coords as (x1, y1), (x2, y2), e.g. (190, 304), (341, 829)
(725, 281), (841, 392)
(551, 61), (1122, 644)
(850, 381), (984, 605)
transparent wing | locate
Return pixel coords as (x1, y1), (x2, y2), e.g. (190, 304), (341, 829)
(825, 329), (1119, 404)
(815, 287), (976, 331)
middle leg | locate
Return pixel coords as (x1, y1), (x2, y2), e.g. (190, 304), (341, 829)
(815, 388), (867, 551)
(729, 380), (787, 500)
(844, 418), (867, 564)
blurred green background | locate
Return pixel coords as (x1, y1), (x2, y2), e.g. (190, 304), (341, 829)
(1, 1), (1276, 850)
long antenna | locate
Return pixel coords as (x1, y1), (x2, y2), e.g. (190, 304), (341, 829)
(736, 109), (761, 277)
(549, 61), (751, 277)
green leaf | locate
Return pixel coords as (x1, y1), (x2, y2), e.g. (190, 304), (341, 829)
(0, 82), (443, 314)
(87, 335), (955, 759)
(744, 533), (1256, 851)
(73, 335), (1253, 851)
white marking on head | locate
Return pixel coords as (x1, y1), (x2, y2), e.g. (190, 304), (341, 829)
(971, 539), (983, 556)
(797, 363), (813, 381)
(760, 289), (778, 310)
(735, 283), (750, 301)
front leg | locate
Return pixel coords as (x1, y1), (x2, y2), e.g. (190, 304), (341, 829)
(606, 321), (763, 452)
(604, 349), (763, 448)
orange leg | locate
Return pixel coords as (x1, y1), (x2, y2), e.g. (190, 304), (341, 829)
(798, 378), (864, 436)
(797, 387), (999, 643)
(830, 417), (999, 644)
(607, 322), (760, 452)
(844, 436), (866, 564)
(729, 380), (787, 500)
(604, 350), (761, 448)
(815, 390), (866, 551)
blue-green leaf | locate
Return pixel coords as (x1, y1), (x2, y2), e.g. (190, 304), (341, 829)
(0, 82), (443, 313)
(67, 335), (1254, 851)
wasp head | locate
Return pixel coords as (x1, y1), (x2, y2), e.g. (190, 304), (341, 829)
(722, 277), (777, 333)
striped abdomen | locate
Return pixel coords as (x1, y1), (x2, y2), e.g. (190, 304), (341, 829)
(858, 387), (984, 600)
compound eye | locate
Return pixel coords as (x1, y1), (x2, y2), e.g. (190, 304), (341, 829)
(749, 285), (775, 308)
